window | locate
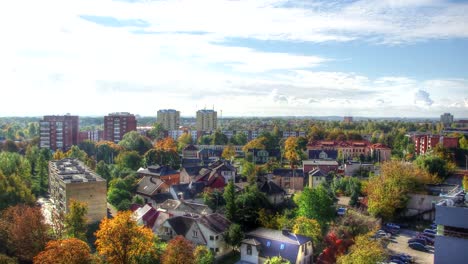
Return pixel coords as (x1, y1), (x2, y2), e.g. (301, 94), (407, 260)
(266, 241), (271, 247)
(215, 248), (219, 253)
(280, 244), (285, 250)
(247, 245), (252, 255)
(210, 236), (214, 241)
(193, 231), (198, 237)
(215, 235), (219, 240)
(210, 248), (214, 252)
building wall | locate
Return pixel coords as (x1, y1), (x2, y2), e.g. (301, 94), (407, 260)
(65, 181), (107, 222)
(157, 110), (180, 130)
(405, 193), (444, 220)
(240, 243), (260, 264)
(295, 241), (313, 264)
(40, 115), (79, 151)
(272, 176), (304, 191)
(103, 113), (137, 143)
(435, 236), (468, 264)
(198, 224), (232, 258)
(196, 110), (217, 132)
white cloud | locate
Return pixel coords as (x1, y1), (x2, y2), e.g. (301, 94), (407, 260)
(414, 90), (434, 106)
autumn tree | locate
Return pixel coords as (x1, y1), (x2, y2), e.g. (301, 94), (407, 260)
(194, 245), (214, 264)
(0, 172), (35, 210)
(223, 180), (237, 221)
(224, 224), (244, 251)
(463, 175), (468, 191)
(96, 141), (123, 163)
(284, 136), (301, 168)
(366, 160), (436, 220)
(242, 137), (266, 153)
(177, 133), (193, 151)
(33, 238), (92, 264)
(162, 236), (195, 264)
(64, 200), (88, 241)
(95, 211), (157, 264)
(336, 233), (386, 264)
(155, 137), (178, 152)
(292, 217), (322, 247)
(0, 205), (50, 262)
(222, 144), (236, 160)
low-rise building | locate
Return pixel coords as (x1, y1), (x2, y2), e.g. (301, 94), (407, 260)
(270, 169), (305, 192)
(302, 159), (339, 175)
(160, 213), (232, 258)
(157, 199), (211, 216)
(238, 228), (313, 264)
(308, 168), (332, 188)
(48, 158), (107, 222)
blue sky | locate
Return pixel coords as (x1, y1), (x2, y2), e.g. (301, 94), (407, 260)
(1, 0), (467, 117)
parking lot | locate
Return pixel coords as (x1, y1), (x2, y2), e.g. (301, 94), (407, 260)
(387, 229), (434, 264)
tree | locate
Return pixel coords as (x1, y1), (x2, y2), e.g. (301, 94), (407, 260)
(155, 137), (178, 152)
(265, 256), (291, 264)
(231, 132), (247, 145)
(0, 254), (17, 264)
(96, 141), (122, 164)
(0, 205), (50, 262)
(460, 136), (468, 150)
(366, 161), (435, 220)
(107, 176), (136, 211)
(241, 161), (256, 183)
(295, 186), (335, 226)
(0, 172), (35, 211)
(336, 233), (386, 264)
(148, 123), (165, 141)
(95, 211), (157, 264)
(33, 238), (92, 264)
(222, 144), (236, 160)
(197, 135), (212, 145)
(203, 188), (225, 211)
(284, 136), (301, 167)
(235, 185), (270, 228)
(96, 160), (111, 182)
(178, 133), (193, 151)
(162, 236), (194, 264)
(211, 130), (228, 145)
(292, 217), (322, 247)
(2, 140), (18, 153)
(144, 149), (180, 169)
(415, 154), (455, 179)
(116, 151), (143, 170)
(64, 200), (88, 241)
(194, 245), (214, 264)
(78, 140), (96, 157)
(119, 131), (153, 155)
(242, 138), (266, 153)
(224, 224), (244, 251)
(53, 150), (66, 160)
(463, 175), (468, 191)
(223, 180), (237, 221)
(65, 146), (88, 162)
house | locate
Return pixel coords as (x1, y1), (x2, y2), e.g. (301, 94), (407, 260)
(343, 162), (374, 176)
(307, 140), (373, 161)
(235, 180), (286, 205)
(182, 144), (199, 159)
(180, 166), (206, 183)
(135, 176), (171, 205)
(137, 165), (180, 186)
(302, 159), (339, 175)
(158, 199), (211, 216)
(308, 168), (332, 188)
(247, 149), (281, 164)
(169, 182), (206, 202)
(181, 160), (237, 189)
(131, 203), (171, 233)
(270, 168), (305, 192)
(238, 228), (313, 264)
(160, 213), (232, 258)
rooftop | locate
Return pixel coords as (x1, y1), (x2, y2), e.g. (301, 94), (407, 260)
(49, 158), (105, 183)
(303, 159), (339, 166)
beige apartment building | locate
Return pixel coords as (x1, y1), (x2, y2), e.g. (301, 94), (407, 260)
(49, 158), (107, 222)
(157, 109), (180, 130)
(196, 109), (217, 132)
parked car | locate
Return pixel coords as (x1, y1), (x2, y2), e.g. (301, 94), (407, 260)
(430, 223), (437, 229)
(415, 234), (434, 245)
(337, 207), (347, 216)
(393, 254), (413, 263)
(383, 227), (399, 235)
(422, 230), (435, 238)
(423, 228), (436, 234)
(409, 242), (429, 252)
(408, 238), (427, 246)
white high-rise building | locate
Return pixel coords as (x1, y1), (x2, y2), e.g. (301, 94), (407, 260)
(157, 109), (180, 130)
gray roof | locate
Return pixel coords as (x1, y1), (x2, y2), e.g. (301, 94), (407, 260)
(167, 216), (195, 236)
(272, 169), (304, 178)
(139, 165), (178, 176)
(136, 176), (165, 196)
(199, 213), (231, 234)
(242, 238), (261, 246)
(50, 159), (105, 183)
(245, 228), (311, 263)
(182, 166), (206, 176)
(159, 199), (210, 215)
(303, 160), (339, 166)
(259, 180), (286, 195)
(170, 182), (206, 200)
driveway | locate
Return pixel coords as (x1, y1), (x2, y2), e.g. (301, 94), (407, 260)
(387, 229), (434, 264)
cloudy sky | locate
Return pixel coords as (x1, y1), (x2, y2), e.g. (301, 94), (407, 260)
(1, 0), (467, 117)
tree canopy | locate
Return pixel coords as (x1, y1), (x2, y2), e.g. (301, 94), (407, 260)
(33, 238), (93, 264)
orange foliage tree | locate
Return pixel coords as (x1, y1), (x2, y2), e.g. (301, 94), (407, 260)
(0, 205), (50, 262)
(155, 137), (178, 152)
(95, 211), (157, 264)
(33, 238), (92, 264)
(162, 235), (195, 264)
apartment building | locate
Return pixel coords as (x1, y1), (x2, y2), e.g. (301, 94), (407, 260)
(157, 109), (180, 130)
(196, 109), (217, 132)
(103, 112), (137, 143)
(39, 115), (79, 151)
(48, 158), (107, 222)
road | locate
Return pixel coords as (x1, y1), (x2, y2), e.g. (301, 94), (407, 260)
(387, 229), (434, 264)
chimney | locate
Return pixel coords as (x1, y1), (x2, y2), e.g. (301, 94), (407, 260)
(282, 229), (290, 236)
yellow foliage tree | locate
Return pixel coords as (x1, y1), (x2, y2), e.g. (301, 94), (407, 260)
(33, 238), (92, 264)
(337, 233), (386, 264)
(292, 216), (322, 247)
(53, 150), (66, 160)
(95, 211), (157, 264)
(155, 137), (178, 152)
(284, 137), (300, 167)
(242, 137), (266, 153)
(222, 144), (236, 160)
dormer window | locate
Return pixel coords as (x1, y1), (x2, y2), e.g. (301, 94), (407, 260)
(280, 244), (285, 250)
(266, 241), (271, 247)
(247, 245), (252, 255)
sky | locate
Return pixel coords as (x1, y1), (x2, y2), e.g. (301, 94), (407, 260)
(1, 0), (468, 118)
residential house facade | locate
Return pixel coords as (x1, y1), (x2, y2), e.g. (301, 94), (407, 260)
(270, 168), (305, 192)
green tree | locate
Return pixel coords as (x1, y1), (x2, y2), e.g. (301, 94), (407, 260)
(65, 200), (88, 241)
(222, 144), (236, 160)
(223, 180), (237, 221)
(241, 161), (256, 183)
(194, 245), (214, 264)
(148, 123), (166, 141)
(78, 140), (96, 157)
(235, 185), (270, 228)
(107, 176), (136, 211)
(96, 160), (111, 182)
(224, 224), (244, 251)
(197, 135), (212, 145)
(211, 130), (228, 145)
(336, 233), (386, 264)
(0, 172), (35, 211)
(118, 131), (153, 155)
(265, 256), (291, 264)
(415, 154), (455, 179)
(292, 217), (322, 247)
(231, 132), (247, 145)
(295, 186), (335, 226)
(116, 151), (143, 170)
(178, 133), (193, 151)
